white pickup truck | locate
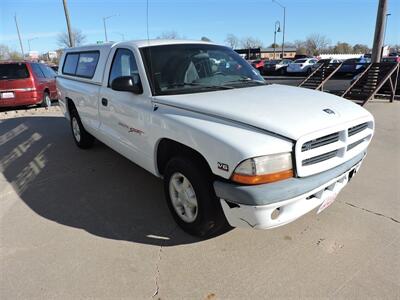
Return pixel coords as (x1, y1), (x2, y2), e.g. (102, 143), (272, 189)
(57, 40), (374, 237)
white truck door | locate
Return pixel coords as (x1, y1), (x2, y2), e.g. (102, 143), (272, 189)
(98, 47), (152, 167)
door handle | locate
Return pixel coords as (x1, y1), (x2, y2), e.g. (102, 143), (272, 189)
(101, 98), (108, 106)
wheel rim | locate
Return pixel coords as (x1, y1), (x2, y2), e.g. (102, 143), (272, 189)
(45, 95), (51, 107)
(169, 172), (198, 223)
(72, 117), (81, 142)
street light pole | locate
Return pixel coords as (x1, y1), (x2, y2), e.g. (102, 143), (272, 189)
(62, 0), (74, 47)
(383, 13), (391, 48)
(272, 0), (286, 59)
(28, 37), (38, 52)
(103, 17), (108, 42)
(115, 32), (125, 41)
(14, 14), (25, 57)
(273, 21), (281, 59)
(103, 14), (118, 42)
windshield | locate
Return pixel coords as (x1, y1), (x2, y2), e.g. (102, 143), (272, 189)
(0, 63), (30, 80)
(294, 59), (307, 63)
(141, 44), (265, 96)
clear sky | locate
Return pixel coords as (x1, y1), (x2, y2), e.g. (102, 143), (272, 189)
(1, 0), (399, 53)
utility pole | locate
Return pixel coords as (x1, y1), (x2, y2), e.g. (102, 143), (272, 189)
(62, 0), (74, 47)
(371, 0), (388, 63)
(14, 14), (25, 57)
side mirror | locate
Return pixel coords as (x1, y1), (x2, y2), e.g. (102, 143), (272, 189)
(111, 75), (143, 94)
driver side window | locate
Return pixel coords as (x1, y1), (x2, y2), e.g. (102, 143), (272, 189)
(109, 48), (139, 87)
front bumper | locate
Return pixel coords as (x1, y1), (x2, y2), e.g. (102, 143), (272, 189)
(214, 152), (366, 229)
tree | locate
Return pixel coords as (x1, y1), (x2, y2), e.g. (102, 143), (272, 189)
(57, 28), (86, 48)
(201, 36), (211, 42)
(333, 42), (353, 54)
(0, 44), (23, 60)
(390, 44), (400, 53)
(225, 34), (239, 49)
(293, 39), (306, 50)
(353, 44), (370, 54)
(241, 37), (263, 49)
(157, 30), (180, 39)
(304, 33), (330, 56)
(269, 43), (280, 48)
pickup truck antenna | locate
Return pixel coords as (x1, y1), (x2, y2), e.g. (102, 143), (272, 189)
(146, 0), (150, 41)
(146, 0), (156, 102)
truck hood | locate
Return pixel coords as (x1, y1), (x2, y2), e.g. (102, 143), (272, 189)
(154, 84), (372, 140)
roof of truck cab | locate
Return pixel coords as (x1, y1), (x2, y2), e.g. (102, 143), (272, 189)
(63, 39), (223, 52)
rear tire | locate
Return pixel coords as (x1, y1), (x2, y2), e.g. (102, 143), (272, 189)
(163, 156), (228, 237)
(41, 92), (52, 107)
(69, 106), (95, 149)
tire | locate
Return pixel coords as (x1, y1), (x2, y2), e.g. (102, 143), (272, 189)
(69, 106), (95, 149)
(164, 156), (228, 237)
(41, 91), (52, 107)
(279, 68), (285, 75)
(306, 68), (312, 75)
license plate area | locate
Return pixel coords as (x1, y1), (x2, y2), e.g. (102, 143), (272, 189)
(317, 191), (338, 214)
(0, 92), (15, 99)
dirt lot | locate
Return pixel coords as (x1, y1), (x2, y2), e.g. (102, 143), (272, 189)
(0, 102), (399, 299)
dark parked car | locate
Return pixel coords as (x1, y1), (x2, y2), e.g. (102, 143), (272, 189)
(382, 56), (400, 63)
(49, 65), (59, 72)
(293, 54), (313, 60)
(262, 59), (292, 75)
(337, 57), (370, 76)
(0, 61), (57, 108)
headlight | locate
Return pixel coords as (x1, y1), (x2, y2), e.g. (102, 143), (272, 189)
(231, 152), (293, 185)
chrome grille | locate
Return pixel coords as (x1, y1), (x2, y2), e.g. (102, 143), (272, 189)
(348, 122), (368, 137)
(347, 138), (365, 151)
(302, 150), (338, 166)
(301, 132), (340, 152)
(295, 120), (373, 177)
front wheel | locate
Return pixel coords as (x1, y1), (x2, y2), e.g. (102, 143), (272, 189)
(164, 156), (228, 237)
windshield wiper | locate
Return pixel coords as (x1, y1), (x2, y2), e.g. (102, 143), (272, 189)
(167, 82), (234, 90)
(223, 77), (266, 85)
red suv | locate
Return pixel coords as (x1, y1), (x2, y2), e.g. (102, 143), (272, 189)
(0, 61), (57, 108)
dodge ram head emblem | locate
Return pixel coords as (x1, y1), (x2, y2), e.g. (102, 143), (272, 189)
(323, 108), (335, 115)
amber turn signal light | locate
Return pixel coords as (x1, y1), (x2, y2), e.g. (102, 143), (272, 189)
(231, 169), (294, 185)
